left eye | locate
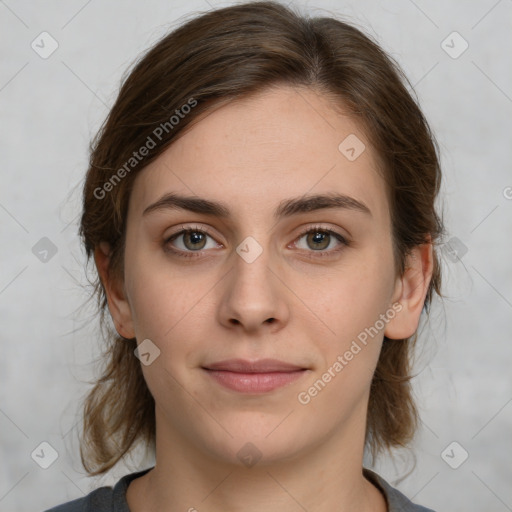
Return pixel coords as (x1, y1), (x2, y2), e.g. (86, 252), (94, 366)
(293, 228), (346, 252)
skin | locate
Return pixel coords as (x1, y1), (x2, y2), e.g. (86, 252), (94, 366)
(95, 84), (433, 512)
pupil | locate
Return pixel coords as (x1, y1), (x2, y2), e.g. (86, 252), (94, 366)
(309, 231), (328, 250)
(188, 231), (204, 248)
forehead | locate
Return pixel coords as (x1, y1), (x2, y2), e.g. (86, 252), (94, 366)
(128, 85), (389, 224)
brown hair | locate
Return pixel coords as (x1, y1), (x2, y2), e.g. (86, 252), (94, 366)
(78, 0), (443, 475)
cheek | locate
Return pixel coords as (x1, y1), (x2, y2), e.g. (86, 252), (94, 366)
(296, 265), (393, 417)
(127, 273), (196, 341)
(301, 247), (396, 376)
(313, 257), (394, 333)
(123, 243), (219, 346)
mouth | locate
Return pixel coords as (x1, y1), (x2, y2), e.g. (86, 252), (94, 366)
(201, 358), (309, 394)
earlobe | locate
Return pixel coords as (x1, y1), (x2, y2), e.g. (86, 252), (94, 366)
(94, 242), (135, 340)
(384, 242), (434, 340)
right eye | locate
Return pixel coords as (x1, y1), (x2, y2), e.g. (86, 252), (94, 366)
(164, 226), (222, 258)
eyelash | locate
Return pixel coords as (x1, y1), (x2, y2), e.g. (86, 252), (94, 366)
(164, 224), (349, 260)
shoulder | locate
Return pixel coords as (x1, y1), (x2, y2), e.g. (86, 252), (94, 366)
(43, 468), (153, 512)
(43, 486), (112, 512)
(363, 468), (437, 512)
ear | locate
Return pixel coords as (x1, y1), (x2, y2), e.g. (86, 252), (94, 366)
(384, 241), (434, 340)
(94, 242), (135, 339)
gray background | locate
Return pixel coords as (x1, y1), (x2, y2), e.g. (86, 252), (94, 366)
(1, 0), (511, 511)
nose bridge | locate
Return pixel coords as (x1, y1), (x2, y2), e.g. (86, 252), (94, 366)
(219, 233), (287, 330)
(232, 234), (275, 301)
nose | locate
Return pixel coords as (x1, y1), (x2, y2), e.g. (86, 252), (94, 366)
(217, 241), (289, 334)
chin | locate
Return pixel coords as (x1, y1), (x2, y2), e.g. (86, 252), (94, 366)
(199, 415), (313, 468)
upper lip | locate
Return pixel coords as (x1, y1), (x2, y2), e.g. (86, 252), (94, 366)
(203, 358), (306, 373)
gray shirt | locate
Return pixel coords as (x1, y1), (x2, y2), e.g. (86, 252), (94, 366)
(44, 467), (436, 511)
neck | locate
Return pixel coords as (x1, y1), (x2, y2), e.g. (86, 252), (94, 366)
(127, 403), (387, 512)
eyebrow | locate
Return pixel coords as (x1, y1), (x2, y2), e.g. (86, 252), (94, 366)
(142, 191), (372, 219)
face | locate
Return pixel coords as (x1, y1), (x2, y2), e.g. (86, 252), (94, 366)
(100, 85), (428, 468)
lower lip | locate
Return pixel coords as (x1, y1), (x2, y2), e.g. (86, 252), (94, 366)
(204, 369), (307, 393)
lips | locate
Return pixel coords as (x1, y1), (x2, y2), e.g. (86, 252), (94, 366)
(203, 358), (305, 373)
(202, 359), (308, 393)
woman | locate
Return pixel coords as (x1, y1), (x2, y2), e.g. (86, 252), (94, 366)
(46, 2), (442, 510)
